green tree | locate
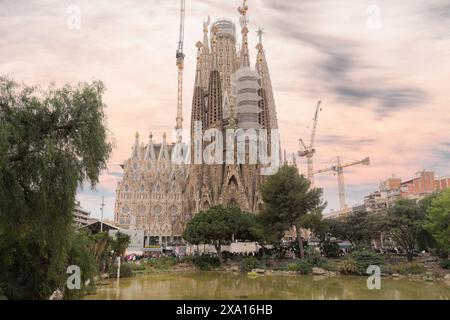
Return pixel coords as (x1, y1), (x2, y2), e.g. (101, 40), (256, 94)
(183, 205), (257, 265)
(111, 232), (131, 260)
(260, 165), (324, 259)
(0, 77), (112, 299)
(384, 199), (426, 261)
(424, 189), (450, 258)
(297, 210), (329, 243)
(65, 230), (97, 299)
(328, 210), (374, 246)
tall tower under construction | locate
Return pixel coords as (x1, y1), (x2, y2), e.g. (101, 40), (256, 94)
(114, 0), (280, 245)
(185, 0), (280, 217)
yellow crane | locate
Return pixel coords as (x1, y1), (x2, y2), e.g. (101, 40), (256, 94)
(298, 100), (322, 187)
(313, 156), (370, 214)
(175, 0), (186, 141)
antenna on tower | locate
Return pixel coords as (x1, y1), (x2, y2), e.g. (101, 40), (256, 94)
(175, 0), (186, 140)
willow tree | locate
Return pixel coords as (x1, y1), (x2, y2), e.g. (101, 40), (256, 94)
(260, 165), (324, 259)
(0, 77), (112, 299)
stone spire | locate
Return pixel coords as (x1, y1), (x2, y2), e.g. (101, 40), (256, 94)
(255, 27), (278, 129)
(238, 0), (250, 68)
(191, 42), (206, 163)
(211, 26), (219, 71)
(158, 132), (170, 161)
(194, 41), (203, 87)
(145, 132), (156, 160)
(132, 132), (141, 159)
(206, 26), (223, 128)
(201, 16), (211, 90)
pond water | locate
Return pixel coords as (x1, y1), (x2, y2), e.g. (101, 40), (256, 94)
(84, 272), (450, 300)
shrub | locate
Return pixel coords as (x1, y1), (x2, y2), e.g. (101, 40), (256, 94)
(110, 263), (133, 278)
(240, 257), (259, 272)
(321, 241), (341, 258)
(222, 251), (232, 261)
(387, 263), (425, 275)
(305, 247), (326, 267)
(145, 256), (176, 270)
(274, 263), (288, 271)
(337, 258), (358, 275)
(350, 250), (384, 274)
(130, 263), (146, 271)
(187, 256), (221, 271)
(287, 260), (313, 274)
(440, 259), (450, 270)
(322, 260), (338, 272)
(381, 264), (394, 275)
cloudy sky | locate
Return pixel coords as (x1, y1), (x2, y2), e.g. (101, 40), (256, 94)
(1, 0), (449, 219)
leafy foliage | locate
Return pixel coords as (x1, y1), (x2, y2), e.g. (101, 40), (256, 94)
(145, 256), (177, 270)
(321, 241), (341, 258)
(65, 230), (97, 299)
(337, 259), (358, 275)
(305, 247), (327, 267)
(384, 262), (425, 275)
(440, 259), (450, 270)
(350, 250), (384, 274)
(297, 210), (329, 242)
(184, 256), (221, 271)
(424, 189), (450, 258)
(260, 165), (325, 259)
(92, 232), (113, 273)
(111, 232), (131, 260)
(240, 257), (260, 272)
(110, 263), (133, 278)
(328, 210), (376, 245)
(0, 77), (112, 299)
(382, 199), (427, 261)
(182, 205), (258, 264)
(286, 260), (313, 274)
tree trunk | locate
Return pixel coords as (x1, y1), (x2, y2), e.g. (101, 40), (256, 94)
(215, 243), (223, 265)
(406, 249), (414, 262)
(296, 225), (305, 259)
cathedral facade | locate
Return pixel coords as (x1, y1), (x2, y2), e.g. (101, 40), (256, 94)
(114, 2), (279, 246)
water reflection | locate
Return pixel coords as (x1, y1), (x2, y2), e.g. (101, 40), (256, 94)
(85, 272), (450, 300)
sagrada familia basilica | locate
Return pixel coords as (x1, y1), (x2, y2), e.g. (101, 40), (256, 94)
(114, 1), (280, 246)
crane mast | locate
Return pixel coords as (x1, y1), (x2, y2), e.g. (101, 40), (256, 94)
(298, 100), (322, 187)
(313, 156), (370, 214)
(175, 0), (186, 136)
(336, 157), (346, 213)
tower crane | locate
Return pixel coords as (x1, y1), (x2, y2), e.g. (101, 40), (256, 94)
(313, 156), (370, 214)
(298, 100), (322, 187)
(175, 0), (186, 140)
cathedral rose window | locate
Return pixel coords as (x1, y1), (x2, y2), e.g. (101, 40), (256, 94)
(138, 205), (146, 214)
(154, 205), (162, 215)
(122, 206), (130, 214)
(169, 205), (178, 216)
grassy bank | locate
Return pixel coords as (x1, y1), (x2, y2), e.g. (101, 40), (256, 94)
(109, 252), (450, 283)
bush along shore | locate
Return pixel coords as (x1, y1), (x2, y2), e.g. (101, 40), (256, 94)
(100, 250), (450, 284)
